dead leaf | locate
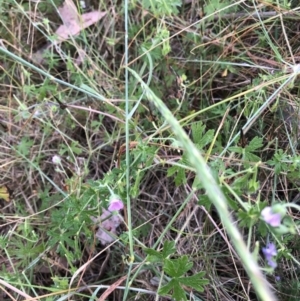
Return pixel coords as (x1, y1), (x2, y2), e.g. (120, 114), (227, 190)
(55, 0), (107, 42)
(31, 1), (106, 63)
(58, 0), (78, 21)
(0, 186), (11, 202)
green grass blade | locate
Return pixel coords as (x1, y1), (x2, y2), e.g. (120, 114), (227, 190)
(127, 66), (278, 301)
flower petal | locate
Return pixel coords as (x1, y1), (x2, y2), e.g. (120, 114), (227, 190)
(262, 242), (278, 268)
(52, 155), (61, 165)
(108, 198), (124, 212)
(261, 206), (281, 227)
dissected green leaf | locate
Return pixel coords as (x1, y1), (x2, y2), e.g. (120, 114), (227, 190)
(204, 0), (238, 21)
(141, 0), (182, 16)
(191, 121), (205, 143)
(172, 282), (187, 301)
(229, 136), (263, 164)
(164, 256), (192, 277)
(159, 262), (209, 300)
(144, 248), (162, 262)
(159, 278), (187, 301)
(246, 136), (263, 152)
(161, 241), (176, 258)
(244, 152), (261, 163)
(167, 160), (187, 187)
(16, 137), (34, 156)
(238, 207), (260, 228)
(145, 240), (176, 262)
(168, 122), (215, 187)
(191, 121), (215, 149)
(229, 146), (242, 153)
(178, 271), (209, 292)
(197, 129), (215, 149)
(267, 149), (289, 175)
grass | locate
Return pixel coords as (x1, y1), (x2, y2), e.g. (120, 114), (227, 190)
(1, 0), (300, 300)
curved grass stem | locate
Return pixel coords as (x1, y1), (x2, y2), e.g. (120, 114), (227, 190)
(127, 67), (278, 301)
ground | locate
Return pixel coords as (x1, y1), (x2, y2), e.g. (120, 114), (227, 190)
(0, 1), (300, 301)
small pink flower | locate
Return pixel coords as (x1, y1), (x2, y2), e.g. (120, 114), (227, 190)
(261, 207), (281, 227)
(95, 209), (122, 245)
(52, 155), (61, 165)
(108, 198), (124, 212)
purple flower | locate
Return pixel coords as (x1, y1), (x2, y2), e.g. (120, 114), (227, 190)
(261, 207), (281, 227)
(262, 242), (277, 268)
(108, 197), (124, 212)
(262, 242), (277, 257)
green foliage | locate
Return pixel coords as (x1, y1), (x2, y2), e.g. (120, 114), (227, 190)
(140, 25), (171, 63)
(204, 0), (238, 21)
(16, 137), (34, 156)
(229, 165), (260, 194)
(131, 142), (157, 167)
(167, 152), (189, 186)
(116, 141), (157, 196)
(229, 136), (263, 164)
(139, 0), (181, 17)
(51, 276), (69, 290)
(1, 222), (45, 270)
(266, 150), (300, 188)
(145, 240), (176, 262)
(237, 202), (264, 228)
(20, 0), (62, 14)
(197, 194), (212, 210)
(59, 140), (83, 156)
(278, 280), (300, 301)
(46, 187), (98, 258)
(193, 157), (223, 191)
(191, 122), (215, 149)
(268, 149), (290, 174)
(159, 259), (208, 301)
(145, 241), (209, 301)
(168, 122), (215, 186)
(41, 50), (61, 68)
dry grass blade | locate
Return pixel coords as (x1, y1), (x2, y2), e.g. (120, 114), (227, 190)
(0, 279), (35, 300)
